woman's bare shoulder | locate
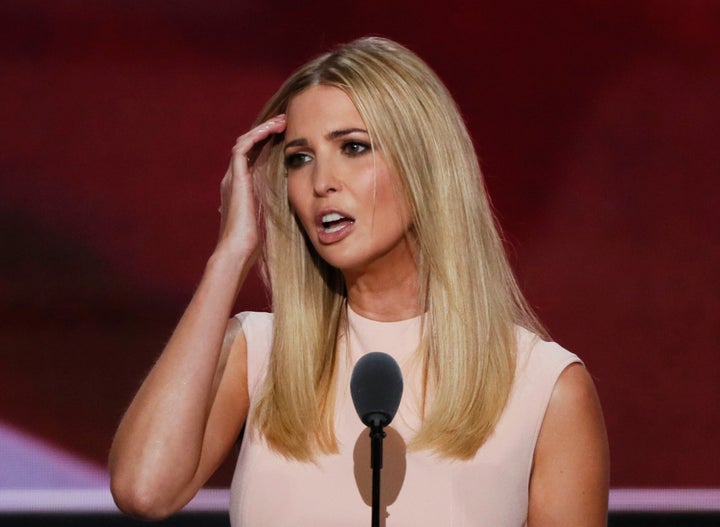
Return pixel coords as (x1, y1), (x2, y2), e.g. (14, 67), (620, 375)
(528, 363), (610, 526)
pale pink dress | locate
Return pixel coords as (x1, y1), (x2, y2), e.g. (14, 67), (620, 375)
(229, 307), (580, 526)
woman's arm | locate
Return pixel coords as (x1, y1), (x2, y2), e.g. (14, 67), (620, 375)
(108, 257), (250, 520)
(108, 115), (286, 519)
(528, 363), (610, 526)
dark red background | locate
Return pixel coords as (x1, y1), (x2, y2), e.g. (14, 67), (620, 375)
(1, 1), (718, 487)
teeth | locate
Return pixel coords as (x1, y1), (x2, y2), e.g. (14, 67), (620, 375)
(320, 212), (353, 234)
(325, 223), (346, 233)
(322, 213), (343, 223)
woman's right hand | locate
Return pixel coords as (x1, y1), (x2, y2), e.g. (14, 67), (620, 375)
(216, 114), (287, 261)
(109, 114), (286, 520)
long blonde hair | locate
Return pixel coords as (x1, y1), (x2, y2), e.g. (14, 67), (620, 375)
(250, 37), (545, 460)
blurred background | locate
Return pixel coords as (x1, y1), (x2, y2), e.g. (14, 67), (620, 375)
(1, 0), (718, 513)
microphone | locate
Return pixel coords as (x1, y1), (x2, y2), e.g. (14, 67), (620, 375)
(350, 352), (403, 527)
(350, 352), (403, 429)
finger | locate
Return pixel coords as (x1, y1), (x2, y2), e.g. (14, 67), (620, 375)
(232, 114), (287, 160)
(242, 116), (286, 157)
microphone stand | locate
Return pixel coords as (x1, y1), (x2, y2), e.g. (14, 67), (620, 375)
(368, 414), (387, 527)
(350, 352), (403, 527)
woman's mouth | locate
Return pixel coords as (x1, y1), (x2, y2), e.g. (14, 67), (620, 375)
(317, 212), (355, 243)
(321, 212), (354, 233)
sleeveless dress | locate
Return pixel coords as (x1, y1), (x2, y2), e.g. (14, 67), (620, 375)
(229, 307), (580, 527)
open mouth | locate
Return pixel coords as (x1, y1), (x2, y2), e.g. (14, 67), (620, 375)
(321, 212), (355, 233)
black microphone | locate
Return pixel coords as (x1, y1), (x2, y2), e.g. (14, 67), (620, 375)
(350, 352), (403, 429)
(350, 352), (403, 527)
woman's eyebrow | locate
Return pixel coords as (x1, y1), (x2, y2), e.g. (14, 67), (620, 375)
(284, 138), (308, 149)
(284, 128), (369, 151)
(326, 127), (368, 140)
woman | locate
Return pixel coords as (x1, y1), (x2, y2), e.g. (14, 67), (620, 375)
(109, 37), (609, 526)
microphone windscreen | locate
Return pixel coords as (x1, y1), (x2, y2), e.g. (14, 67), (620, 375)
(350, 352), (403, 428)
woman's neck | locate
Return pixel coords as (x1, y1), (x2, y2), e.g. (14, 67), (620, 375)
(344, 262), (421, 322)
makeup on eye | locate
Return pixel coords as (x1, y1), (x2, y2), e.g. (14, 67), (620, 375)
(341, 140), (371, 157)
(283, 130), (372, 170)
(284, 152), (312, 170)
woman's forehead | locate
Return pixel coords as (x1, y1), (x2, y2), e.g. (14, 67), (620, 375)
(285, 85), (366, 136)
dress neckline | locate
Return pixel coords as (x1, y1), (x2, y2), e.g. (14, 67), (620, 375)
(345, 303), (424, 362)
(346, 303), (424, 326)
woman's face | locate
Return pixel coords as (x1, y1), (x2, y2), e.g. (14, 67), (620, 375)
(284, 85), (414, 277)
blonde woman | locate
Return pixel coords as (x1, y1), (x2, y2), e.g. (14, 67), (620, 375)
(110, 37), (609, 526)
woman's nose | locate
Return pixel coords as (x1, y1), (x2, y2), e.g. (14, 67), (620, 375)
(312, 161), (340, 196)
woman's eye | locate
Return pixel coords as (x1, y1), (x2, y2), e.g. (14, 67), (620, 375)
(342, 141), (370, 156)
(284, 153), (312, 170)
